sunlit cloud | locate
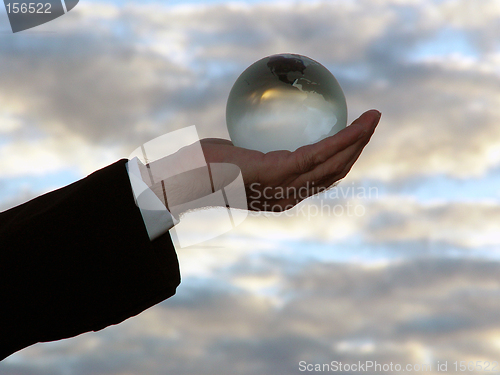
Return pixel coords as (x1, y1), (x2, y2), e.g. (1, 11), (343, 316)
(0, 0), (498, 182)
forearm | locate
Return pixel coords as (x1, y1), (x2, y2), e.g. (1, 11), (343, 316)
(0, 160), (180, 360)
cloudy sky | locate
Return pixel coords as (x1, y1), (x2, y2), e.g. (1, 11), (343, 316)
(1, 0), (500, 373)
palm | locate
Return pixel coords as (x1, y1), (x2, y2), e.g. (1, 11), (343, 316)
(202, 110), (381, 212)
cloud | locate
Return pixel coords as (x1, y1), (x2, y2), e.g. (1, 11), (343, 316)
(177, 194), (500, 260)
(364, 198), (500, 248)
(1, 1), (500, 374)
(4, 256), (500, 374)
(1, 0), (499, 183)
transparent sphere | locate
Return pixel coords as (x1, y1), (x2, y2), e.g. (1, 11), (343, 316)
(226, 53), (347, 153)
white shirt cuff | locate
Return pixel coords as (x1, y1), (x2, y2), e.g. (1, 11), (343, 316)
(126, 157), (178, 241)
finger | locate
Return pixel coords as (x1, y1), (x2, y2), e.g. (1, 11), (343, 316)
(304, 131), (369, 184)
(320, 141), (367, 187)
(348, 109), (381, 134)
(292, 110), (381, 174)
(338, 119), (379, 176)
(201, 138), (234, 146)
(329, 115), (378, 173)
(298, 120), (377, 190)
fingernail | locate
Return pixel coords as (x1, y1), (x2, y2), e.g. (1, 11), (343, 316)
(371, 111), (381, 126)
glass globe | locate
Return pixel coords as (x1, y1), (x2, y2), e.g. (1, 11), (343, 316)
(226, 53), (347, 153)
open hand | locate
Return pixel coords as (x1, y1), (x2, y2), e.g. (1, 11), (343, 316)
(201, 109), (381, 211)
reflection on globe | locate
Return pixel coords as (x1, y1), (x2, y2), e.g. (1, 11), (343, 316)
(226, 53), (348, 153)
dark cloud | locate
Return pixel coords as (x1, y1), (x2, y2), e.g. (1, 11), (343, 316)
(1, 0), (499, 179)
(363, 200), (500, 247)
(4, 255), (500, 374)
(0, 31), (195, 146)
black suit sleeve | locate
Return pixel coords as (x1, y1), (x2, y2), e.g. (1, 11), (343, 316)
(0, 159), (181, 360)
